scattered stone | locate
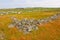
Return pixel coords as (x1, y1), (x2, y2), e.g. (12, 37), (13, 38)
(0, 13), (4, 15)
(0, 31), (5, 40)
(8, 24), (15, 28)
(18, 12), (21, 14)
(8, 13), (60, 34)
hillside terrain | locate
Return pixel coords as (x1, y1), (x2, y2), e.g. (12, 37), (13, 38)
(0, 8), (60, 40)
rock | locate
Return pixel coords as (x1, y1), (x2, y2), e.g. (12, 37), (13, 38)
(8, 24), (15, 28)
(0, 32), (5, 40)
(0, 13), (4, 15)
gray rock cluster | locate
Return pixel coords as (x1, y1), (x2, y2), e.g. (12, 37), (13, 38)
(8, 13), (60, 34)
(8, 17), (39, 34)
(37, 13), (60, 24)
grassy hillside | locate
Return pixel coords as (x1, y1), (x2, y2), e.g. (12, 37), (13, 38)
(0, 8), (60, 40)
